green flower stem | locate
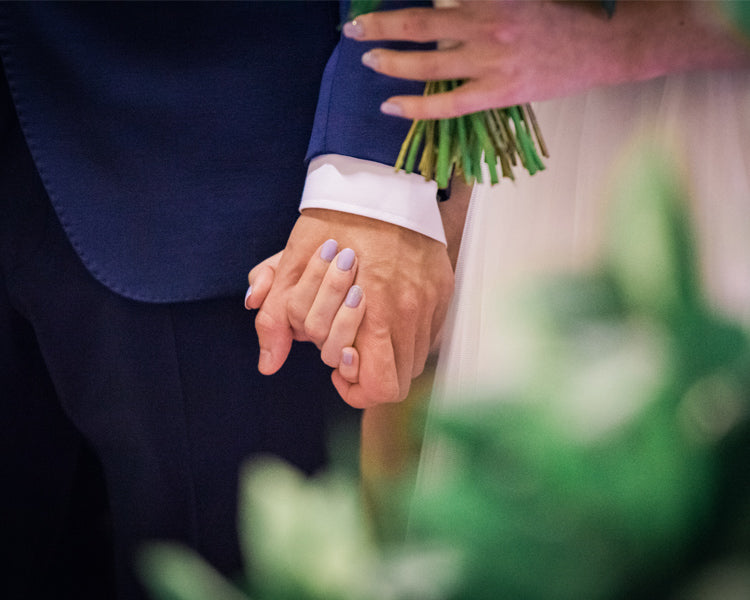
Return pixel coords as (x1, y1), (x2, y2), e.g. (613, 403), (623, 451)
(469, 112), (499, 185)
(395, 118), (419, 173)
(402, 120), (426, 174)
(420, 118), (438, 179)
(523, 103), (549, 160)
(456, 113), (472, 180)
(436, 83), (453, 188)
(350, 0), (547, 188)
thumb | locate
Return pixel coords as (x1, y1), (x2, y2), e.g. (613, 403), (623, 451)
(255, 304), (293, 375)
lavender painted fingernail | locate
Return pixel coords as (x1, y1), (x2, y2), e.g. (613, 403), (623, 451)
(380, 101), (404, 117)
(344, 285), (363, 308)
(337, 248), (355, 271)
(341, 348), (354, 366)
(361, 50), (380, 70)
(320, 239), (338, 262)
(343, 19), (364, 39)
(244, 285), (252, 309)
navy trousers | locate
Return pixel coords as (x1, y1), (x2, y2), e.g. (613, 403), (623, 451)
(0, 72), (347, 600)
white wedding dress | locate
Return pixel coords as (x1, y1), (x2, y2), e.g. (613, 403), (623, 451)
(417, 68), (750, 482)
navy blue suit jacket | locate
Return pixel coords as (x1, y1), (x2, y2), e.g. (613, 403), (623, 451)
(0, 1), (425, 303)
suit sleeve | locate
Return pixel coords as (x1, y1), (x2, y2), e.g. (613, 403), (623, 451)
(302, 0), (446, 243)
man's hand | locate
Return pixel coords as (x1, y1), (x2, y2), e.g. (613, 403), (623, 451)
(255, 208), (454, 408)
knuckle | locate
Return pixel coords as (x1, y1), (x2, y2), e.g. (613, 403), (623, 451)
(320, 347), (339, 368)
(255, 309), (282, 336)
(400, 12), (430, 39)
(360, 370), (400, 405)
(423, 52), (444, 75)
(303, 315), (327, 347)
(412, 361), (425, 379)
(327, 274), (352, 296)
(377, 379), (401, 405)
(449, 93), (475, 119)
(396, 290), (421, 318)
(286, 297), (307, 330)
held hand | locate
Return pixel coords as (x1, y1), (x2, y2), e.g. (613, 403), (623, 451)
(245, 251), (283, 310)
(255, 209), (454, 408)
(246, 245), (365, 385)
(344, 1), (748, 120)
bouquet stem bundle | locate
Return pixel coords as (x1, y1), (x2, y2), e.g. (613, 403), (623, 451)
(348, 1), (549, 188)
(395, 80), (548, 187)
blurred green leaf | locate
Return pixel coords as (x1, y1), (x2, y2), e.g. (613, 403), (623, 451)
(138, 543), (250, 600)
(139, 143), (750, 600)
(722, 0), (750, 40)
(408, 144), (750, 600)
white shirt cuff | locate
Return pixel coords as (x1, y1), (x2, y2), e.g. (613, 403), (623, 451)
(299, 154), (446, 245)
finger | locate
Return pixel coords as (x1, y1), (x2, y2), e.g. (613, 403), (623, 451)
(245, 265), (276, 310)
(338, 346), (360, 384)
(355, 319), (402, 406)
(390, 315), (416, 403)
(331, 373), (376, 410)
(344, 7), (468, 43)
(381, 80), (502, 121)
(255, 300), (294, 375)
(361, 47), (478, 83)
(304, 248), (358, 347)
(331, 370), (353, 406)
(247, 250), (283, 286)
(412, 319), (431, 380)
(320, 285), (365, 367)
(245, 251), (283, 310)
(287, 238), (339, 335)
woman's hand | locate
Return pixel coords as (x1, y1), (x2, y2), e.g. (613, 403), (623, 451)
(246, 243), (365, 391)
(344, 1), (749, 120)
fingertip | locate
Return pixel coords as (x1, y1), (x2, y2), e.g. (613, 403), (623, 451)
(338, 347), (360, 383)
(257, 348), (278, 375)
(244, 285), (253, 310)
(255, 311), (293, 374)
(341, 347), (355, 367)
(336, 247), (356, 272)
(331, 371), (357, 407)
(319, 238), (339, 263)
(344, 285), (363, 309)
(343, 18), (365, 40)
(380, 100), (405, 118)
(258, 345), (292, 376)
(385, 90), (475, 121)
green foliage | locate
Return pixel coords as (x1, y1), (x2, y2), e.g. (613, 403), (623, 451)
(349, 1), (547, 188)
(394, 88), (547, 188)
(139, 147), (750, 599)
(721, 0), (750, 40)
(407, 145), (750, 600)
(138, 544), (249, 600)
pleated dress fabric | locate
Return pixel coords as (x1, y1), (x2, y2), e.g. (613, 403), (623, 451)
(419, 69), (750, 480)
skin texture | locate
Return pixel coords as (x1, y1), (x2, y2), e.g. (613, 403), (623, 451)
(345, 0), (750, 120)
(247, 243), (365, 369)
(246, 178), (472, 406)
(253, 208), (453, 408)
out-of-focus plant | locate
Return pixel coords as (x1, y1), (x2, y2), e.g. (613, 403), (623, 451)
(406, 145), (750, 600)
(349, 0), (548, 188)
(721, 0), (750, 39)
(138, 456), (457, 600)
(139, 143), (750, 600)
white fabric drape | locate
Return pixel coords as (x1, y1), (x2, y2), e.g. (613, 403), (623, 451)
(418, 69), (750, 486)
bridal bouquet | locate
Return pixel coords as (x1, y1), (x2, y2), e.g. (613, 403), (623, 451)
(349, 0), (548, 188)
